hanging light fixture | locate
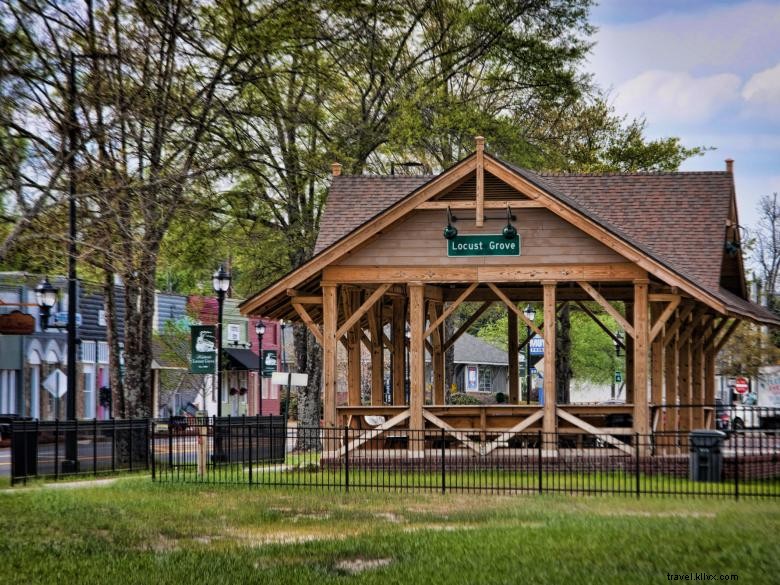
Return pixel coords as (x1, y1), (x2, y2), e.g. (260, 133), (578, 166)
(443, 206), (458, 240)
(502, 204), (517, 240)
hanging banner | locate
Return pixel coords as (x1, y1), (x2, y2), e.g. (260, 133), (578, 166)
(190, 325), (216, 373)
(261, 350), (278, 377)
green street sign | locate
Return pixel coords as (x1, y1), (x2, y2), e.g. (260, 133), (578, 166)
(262, 350), (278, 377)
(447, 234), (520, 257)
(615, 371), (623, 383)
(190, 325), (216, 374)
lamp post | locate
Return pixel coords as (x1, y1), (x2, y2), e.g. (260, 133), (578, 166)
(212, 265), (231, 417)
(255, 321), (265, 415)
(35, 278), (58, 330)
(64, 50), (118, 472)
(523, 304), (536, 404)
(612, 330), (624, 400)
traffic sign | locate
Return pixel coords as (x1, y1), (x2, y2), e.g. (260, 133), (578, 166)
(735, 377), (749, 395)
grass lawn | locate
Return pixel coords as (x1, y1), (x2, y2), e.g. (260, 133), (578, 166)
(1, 478), (778, 584)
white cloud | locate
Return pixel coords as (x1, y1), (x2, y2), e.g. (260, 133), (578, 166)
(741, 63), (780, 117)
(589, 2), (780, 88)
(613, 70), (741, 124)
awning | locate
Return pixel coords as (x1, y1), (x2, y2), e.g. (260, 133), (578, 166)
(224, 348), (260, 370)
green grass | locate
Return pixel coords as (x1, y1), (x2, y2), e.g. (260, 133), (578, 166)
(1, 477), (779, 584)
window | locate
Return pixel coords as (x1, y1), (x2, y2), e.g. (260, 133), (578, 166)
(227, 323), (241, 342)
(81, 341), (96, 363)
(83, 364), (95, 418)
(478, 367), (493, 393)
(97, 342), (109, 364)
(0, 370), (17, 415)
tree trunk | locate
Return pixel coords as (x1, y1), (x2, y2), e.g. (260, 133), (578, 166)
(556, 303), (572, 404)
(103, 269), (125, 418)
(295, 325), (322, 450)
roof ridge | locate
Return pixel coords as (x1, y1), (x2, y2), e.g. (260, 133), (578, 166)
(534, 170), (730, 177)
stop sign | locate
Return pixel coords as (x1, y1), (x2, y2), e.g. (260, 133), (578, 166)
(735, 377), (749, 394)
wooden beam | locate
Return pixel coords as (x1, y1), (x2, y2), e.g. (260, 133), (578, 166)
(392, 297), (406, 406)
(662, 303), (696, 346)
(336, 283), (391, 340)
(290, 296), (322, 305)
(651, 302), (664, 407)
(417, 200), (544, 210)
(347, 290), (362, 408)
(481, 410), (545, 455)
(443, 286), (636, 303)
(409, 284), (426, 440)
(422, 411), (482, 454)
(543, 282), (557, 434)
(443, 301), (492, 352)
(322, 284), (338, 432)
(633, 281), (650, 436)
(428, 303), (445, 405)
(578, 281), (635, 338)
(488, 283), (543, 337)
(664, 335), (678, 433)
(322, 263), (646, 285)
(714, 319), (741, 354)
(292, 303), (323, 346)
(575, 300), (626, 349)
(335, 410), (411, 457)
(368, 301), (384, 406)
(424, 282), (478, 339)
(508, 310), (519, 403)
(649, 296), (681, 342)
(701, 317), (728, 351)
(678, 309), (707, 346)
(476, 136), (484, 227)
(557, 410), (633, 455)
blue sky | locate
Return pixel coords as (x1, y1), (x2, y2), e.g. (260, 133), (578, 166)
(586, 0), (780, 230)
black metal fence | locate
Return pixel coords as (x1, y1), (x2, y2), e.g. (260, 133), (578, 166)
(10, 418), (150, 485)
(152, 417), (780, 499)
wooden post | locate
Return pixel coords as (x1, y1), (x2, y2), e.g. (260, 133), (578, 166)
(322, 283), (338, 433)
(369, 301), (384, 406)
(347, 289), (362, 409)
(409, 284), (425, 446)
(664, 333), (678, 432)
(429, 302), (445, 405)
(691, 321), (706, 429)
(632, 281), (649, 436)
(678, 325), (692, 434)
(625, 302), (634, 403)
(508, 309), (519, 403)
(392, 296), (406, 405)
(542, 282), (557, 434)
(704, 349), (716, 428)
(475, 136), (485, 227)
(650, 303), (664, 432)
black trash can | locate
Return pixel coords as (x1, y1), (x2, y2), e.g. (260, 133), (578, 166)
(689, 429), (727, 482)
(10, 420), (38, 482)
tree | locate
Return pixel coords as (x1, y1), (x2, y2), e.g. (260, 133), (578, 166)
(718, 323), (780, 379)
(753, 193), (780, 313)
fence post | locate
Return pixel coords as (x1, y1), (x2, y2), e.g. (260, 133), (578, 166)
(93, 418), (98, 476)
(537, 430), (543, 495)
(248, 419), (253, 486)
(441, 427), (446, 495)
(635, 433), (641, 499)
(151, 420), (156, 481)
(168, 417), (173, 470)
(54, 418), (60, 481)
(111, 418), (116, 473)
(734, 432), (739, 501)
(344, 426), (350, 493)
(145, 419), (150, 472)
(129, 419), (133, 472)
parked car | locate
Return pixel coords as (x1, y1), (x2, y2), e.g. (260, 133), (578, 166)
(714, 398), (730, 431)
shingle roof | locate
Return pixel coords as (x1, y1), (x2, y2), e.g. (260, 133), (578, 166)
(314, 176), (432, 254)
(453, 333), (509, 366)
(311, 158), (779, 325)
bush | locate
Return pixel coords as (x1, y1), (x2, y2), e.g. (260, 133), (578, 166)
(449, 393), (482, 405)
(495, 392), (507, 404)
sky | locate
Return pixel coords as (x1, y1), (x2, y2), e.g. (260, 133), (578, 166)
(586, 0), (780, 230)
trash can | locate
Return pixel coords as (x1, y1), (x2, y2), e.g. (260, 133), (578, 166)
(689, 429), (727, 482)
(10, 420), (38, 482)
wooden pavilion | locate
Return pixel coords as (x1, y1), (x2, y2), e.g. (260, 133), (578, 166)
(240, 138), (779, 454)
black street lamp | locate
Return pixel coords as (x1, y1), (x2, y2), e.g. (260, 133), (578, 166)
(523, 304), (536, 404)
(212, 264), (231, 418)
(255, 321), (266, 415)
(35, 277), (58, 330)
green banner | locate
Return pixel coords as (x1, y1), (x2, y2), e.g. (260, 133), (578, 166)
(190, 325), (216, 374)
(262, 350), (278, 377)
(447, 234), (520, 257)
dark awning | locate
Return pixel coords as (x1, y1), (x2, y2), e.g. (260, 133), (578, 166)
(224, 348), (260, 370)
